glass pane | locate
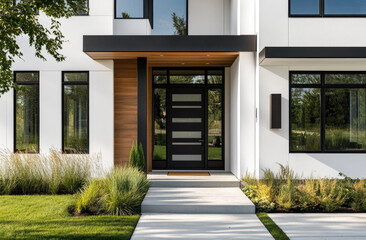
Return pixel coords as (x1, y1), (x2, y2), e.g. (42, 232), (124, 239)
(153, 70), (167, 84)
(153, 88), (166, 161)
(172, 155), (202, 161)
(290, 0), (320, 15)
(291, 73), (321, 84)
(153, 0), (187, 35)
(15, 85), (39, 153)
(64, 72), (88, 82)
(172, 94), (202, 102)
(170, 70), (205, 84)
(15, 72), (39, 83)
(172, 106), (202, 109)
(63, 85), (89, 153)
(208, 70), (224, 84)
(172, 142), (202, 145)
(115, 0), (143, 18)
(290, 88), (321, 151)
(208, 89), (222, 160)
(325, 73), (366, 84)
(325, 0), (366, 15)
(172, 118), (202, 123)
(325, 88), (366, 151)
(172, 131), (201, 139)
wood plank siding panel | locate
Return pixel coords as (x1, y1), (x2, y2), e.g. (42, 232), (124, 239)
(114, 59), (138, 166)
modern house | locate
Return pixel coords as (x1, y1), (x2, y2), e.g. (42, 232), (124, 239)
(1, 0), (366, 179)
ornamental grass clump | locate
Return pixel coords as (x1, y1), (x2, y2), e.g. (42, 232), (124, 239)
(0, 149), (98, 195)
(74, 167), (150, 216)
(242, 164), (366, 213)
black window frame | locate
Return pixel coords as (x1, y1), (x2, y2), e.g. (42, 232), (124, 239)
(62, 71), (90, 154)
(152, 67), (225, 170)
(289, 0), (366, 17)
(14, 71), (40, 154)
(289, 71), (366, 154)
(114, 0), (188, 35)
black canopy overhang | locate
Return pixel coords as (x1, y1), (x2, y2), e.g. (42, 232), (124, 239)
(83, 35), (257, 53)
(260, 47), (366, 63)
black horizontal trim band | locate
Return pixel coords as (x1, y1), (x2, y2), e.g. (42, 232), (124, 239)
(260, 47), (366, 63)
(83, 35), (257, 52)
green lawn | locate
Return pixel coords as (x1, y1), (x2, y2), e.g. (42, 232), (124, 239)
(0, 195), (139, 240)
(257, 213), (289, 240)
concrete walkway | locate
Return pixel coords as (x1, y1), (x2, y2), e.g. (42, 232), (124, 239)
(270, 213), (366, 240)
(131, 172), (273, 240)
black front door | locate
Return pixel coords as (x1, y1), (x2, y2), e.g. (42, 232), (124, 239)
(167, 87), (205, 169)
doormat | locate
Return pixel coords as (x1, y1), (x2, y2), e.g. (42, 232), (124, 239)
(167, 172), (210, 176)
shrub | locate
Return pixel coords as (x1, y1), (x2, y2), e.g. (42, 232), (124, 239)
(75, 167), (150, 216)
(297, 179), (320, 211)
(318, 179), (348, 212)
(129, 142), (145, 171)
(0, 149), (98, 195)
(350, 180), (366, 212)
(276, 178), (299, 210)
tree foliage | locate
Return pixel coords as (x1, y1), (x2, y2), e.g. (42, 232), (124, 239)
(0, 0), (88, 95)
(172, 12), (186, 36)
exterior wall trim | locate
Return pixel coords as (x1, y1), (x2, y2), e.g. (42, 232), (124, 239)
(84, 35), (257, 53)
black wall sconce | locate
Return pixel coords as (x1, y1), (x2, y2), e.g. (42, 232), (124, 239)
(271, 94), (281, 129)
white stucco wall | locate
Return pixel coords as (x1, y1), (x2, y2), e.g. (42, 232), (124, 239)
(258, 0), (366, 178)
(189, 0), (234, 35)
(259, 64), (366, 178)
(0, 0), (115, 171)
(113, 19), (152, 35)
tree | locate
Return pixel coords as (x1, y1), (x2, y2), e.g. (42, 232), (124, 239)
(172, 12), (186, 36)
(0, 0), (88, 95)
(121, 12), (130, 19)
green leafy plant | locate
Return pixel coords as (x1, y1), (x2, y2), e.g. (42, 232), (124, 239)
(0, 0), (89, 95)
(129, 142), (145, 171)
(276, 178), (299, 210)
(318, 179), (348, 212)
(350, 180), (366, 212)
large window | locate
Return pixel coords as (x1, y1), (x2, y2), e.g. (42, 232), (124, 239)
(152, 0), (187, 35)
(290, 0), (366, 16)
(62, 72), (89, 154)
(290, 72), (366, 153)
(14, 72), (39, 153)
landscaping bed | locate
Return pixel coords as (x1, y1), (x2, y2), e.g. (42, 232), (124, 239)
(0, 195), (139, 240)
(242, 165), (366, 213)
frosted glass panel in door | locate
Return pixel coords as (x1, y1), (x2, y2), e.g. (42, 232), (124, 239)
(172, 94), (201, 102)
(172, 131), (202, 138)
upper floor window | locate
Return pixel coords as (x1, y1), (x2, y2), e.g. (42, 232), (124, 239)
(290, 0), (366, 17)
(290, 72), (366, 153)
(152, 0), (187, 35)
(114, 0), (187, 35)
(115, 0), (144, 19)
(62, 72), (89, 154)
(14, 72), (40, 153)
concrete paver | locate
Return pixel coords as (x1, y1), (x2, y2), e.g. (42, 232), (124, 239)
(269, 213), (366, 240)
(132, 214), (273, 240)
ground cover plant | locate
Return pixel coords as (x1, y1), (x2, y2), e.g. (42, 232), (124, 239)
(0, 195), (139, 240)
(0, 149), (99, 195)
(243, 165), (366, 213)
(73, 167), (150, 216)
